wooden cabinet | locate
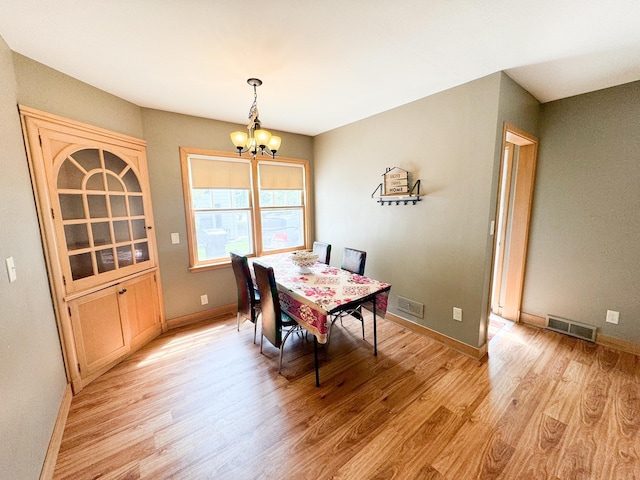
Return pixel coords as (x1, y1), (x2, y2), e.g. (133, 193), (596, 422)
(20, 107), (165, 392)
(69, 271), (161, 384)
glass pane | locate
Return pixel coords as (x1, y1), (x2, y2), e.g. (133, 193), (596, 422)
(57, 159), (84, 189)
(86, 172), (105, 191)
(106, 173), (125, 192)
(261, 209), (303, 252)
(64, 224), (89, 250)
(128, 195), (144, 216)
(122, 169), (141, 192)
(59, 194), (85, 220)
(91, 222), (112, 246)
(192, 189), (250, 210)
(69, 253), (93, 280)
(71, 149), (101, 172)
(131, 219), (147, 240)
(110, 195), (127, 217)
(195, 210), (252, 261)
(259, 190), (302, 207)
(113, 220), (131, 243)
(87, 195), (108, 218)
(117, 245), (133, 267)
(134, 242), (150, 262)
(96, 248), (116, 273)
(104, 151), (127, 175)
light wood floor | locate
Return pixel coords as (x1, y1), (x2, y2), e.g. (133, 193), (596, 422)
(53, 313), (640, 479)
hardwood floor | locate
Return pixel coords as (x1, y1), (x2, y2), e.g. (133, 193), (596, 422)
(53, 313), (640, 479)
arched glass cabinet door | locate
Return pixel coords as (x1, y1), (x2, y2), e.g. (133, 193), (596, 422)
(56, 147), (154, 291)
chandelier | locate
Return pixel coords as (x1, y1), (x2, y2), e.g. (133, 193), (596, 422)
(230, 78), (281, 159)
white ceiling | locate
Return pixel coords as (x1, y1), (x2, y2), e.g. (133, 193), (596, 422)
(1, 1), (639, 136)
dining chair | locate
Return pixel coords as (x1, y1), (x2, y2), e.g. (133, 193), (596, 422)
(230, 251), (261, 344)
(312, 241), (332, 264)
(327, 247), (367, 345)
(253, 260), (304, 373)
(341, 247), (366, 275)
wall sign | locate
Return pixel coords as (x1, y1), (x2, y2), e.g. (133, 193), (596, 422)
(372, 167), (422, 205)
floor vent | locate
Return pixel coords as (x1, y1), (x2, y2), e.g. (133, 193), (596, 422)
(397, 296), (424, 318)
(546, 314), (597, 342)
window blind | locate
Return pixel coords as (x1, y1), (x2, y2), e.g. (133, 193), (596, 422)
(259, 163), (304, 190)
(190, 157), (251, 189)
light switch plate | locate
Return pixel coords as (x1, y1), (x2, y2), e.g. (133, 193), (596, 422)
(171, 232), (180, 244)
(6, 256), (17, 283)
(453, 307), (463, 321)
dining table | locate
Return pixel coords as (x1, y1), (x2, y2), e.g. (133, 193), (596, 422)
(250, 252), (392, 386)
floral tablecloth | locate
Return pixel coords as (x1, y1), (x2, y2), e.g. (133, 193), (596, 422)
(252, 253), (391, 344)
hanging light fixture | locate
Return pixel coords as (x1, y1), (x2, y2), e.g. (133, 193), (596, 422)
(230, 78), (281, 159)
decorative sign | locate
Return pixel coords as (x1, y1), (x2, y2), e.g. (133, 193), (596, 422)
(384, 167), (409, 195)
(371, 166), (422, 205)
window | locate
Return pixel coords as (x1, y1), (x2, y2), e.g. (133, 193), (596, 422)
(180, 148), (311, 269)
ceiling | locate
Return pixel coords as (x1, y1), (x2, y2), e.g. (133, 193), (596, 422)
(1, 1), (639, 137)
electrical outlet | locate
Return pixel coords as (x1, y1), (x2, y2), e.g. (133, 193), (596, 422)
(200, 294), (209, 305)
(453, 307), (462, 321)
(606, 310), (619, 325)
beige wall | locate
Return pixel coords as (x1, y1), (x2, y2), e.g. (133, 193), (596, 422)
(13, 53), (143, 138)
(314, 72), (541, 349)
(523, 81), (640, 343)
(140, 108), (313, 319)
(12, 52), (315, 323)
(479, 73), (541, 342)
(314, 73), (504, 348)
(0, 39), (67, 479)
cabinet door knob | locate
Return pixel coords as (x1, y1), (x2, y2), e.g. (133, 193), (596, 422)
(146, 226), (153, 230)
(118, 288), (127, 295)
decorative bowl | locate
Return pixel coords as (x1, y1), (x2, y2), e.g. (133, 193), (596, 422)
(290, 251), (319, 273)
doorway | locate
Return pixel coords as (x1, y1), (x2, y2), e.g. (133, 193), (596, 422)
(490, 124), (538, 323)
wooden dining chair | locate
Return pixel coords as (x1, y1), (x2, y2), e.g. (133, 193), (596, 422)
(312, 241), (332, 264)
(253, 260), (304, 373)
(328, 247), (368, 344)
(230, 251), (261, 343)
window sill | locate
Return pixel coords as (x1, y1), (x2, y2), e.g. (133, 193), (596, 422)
(188, 261), (231, 273)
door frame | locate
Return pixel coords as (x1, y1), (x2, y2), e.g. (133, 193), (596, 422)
(490, 123), (539, 322)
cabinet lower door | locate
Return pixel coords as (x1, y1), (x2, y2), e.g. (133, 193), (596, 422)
(69, 285), (128, 378)
(119, 272), (161, 349)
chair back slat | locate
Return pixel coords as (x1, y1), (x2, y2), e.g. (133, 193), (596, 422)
(253, 261), (283, 348)
(230, 252), (258, 321)
(312, 241), (332, 264)
(341, 247), (366, 275)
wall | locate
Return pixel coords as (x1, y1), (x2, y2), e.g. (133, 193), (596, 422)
(12, 53), (144, 138)
(140, 108), (314, 320)
(477, 73), (541, 343)
(13, 55), (314, 323)
(0, 38), (67, 480)
(523, 81), (640, 343)
(314, 74), (504, 348)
